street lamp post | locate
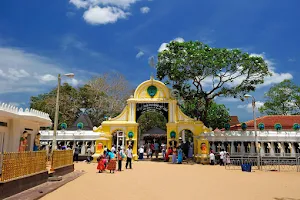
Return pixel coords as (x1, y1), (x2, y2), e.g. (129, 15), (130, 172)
(52, 73), (75, 153)
(244, 94), (260, 169)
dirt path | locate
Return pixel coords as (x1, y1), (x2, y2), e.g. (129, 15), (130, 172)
(41, 161), (300, 200)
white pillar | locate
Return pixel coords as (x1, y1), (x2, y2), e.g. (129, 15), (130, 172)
(8, 118), (21, 152)
(231, 141), (235, 154)
(250, 142), (255, 153)
(291, 143), (296, 156)
(241, 142), (245, 154)
(221, 142), (225, 150)
(260, 142), (265, 156)
(212, 142), (216, 152)
(270, 142), (275, 156)
(182, 130), (185, 143)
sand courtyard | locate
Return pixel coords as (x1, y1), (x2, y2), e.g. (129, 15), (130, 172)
(41, 161), (300, 200)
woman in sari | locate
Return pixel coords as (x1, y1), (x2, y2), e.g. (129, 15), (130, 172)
(172, 148), (177, 164)
(97, 155), (105, 173)
(107, 150), (116, 173)
(177, 148), (183, 164)
(165, 147), (172, 162)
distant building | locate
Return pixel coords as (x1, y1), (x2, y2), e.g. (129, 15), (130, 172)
(40, 113), (100, 155)
(229, 116), (240, 126)
(207, 115), (300, 156)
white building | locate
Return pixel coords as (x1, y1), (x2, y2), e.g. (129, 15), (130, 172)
(206, 115), (300, 156)
(0, 103), (52, 153)
(40, 113), (100, 155)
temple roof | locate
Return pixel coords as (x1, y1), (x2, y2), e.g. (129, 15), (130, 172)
(230, 115), (300, 131)
(143, 127), (166, 137)
(229, 116), (240, 126)
(68, 113), (94, 130)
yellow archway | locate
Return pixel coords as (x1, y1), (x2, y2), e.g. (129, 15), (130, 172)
(93, 77), (212, 160)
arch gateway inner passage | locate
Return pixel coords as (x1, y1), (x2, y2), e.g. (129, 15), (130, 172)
(93, 77), (212, 160)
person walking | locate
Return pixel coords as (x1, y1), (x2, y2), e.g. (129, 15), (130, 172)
(117, 146), (123, 171)
(219, 149), (225, 166)
(73, 146), (79, 162)
(209, 151), (215, 165)
(87, 146), (92, 163)
(126, 145), (133, 169)
(139, 146), (144, 160)
(161, 143), (166, 159)
(107, 150), (116, 173)
(177, 148), (183, 164)
(154, 141), (159, 158)
(172, 148), (177, 164)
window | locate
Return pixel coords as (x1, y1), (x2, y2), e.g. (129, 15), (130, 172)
(0, 122), (7, 127)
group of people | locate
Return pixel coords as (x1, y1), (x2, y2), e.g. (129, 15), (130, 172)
(209, 149), (230, 166)
(165, 147), (185, 164)
(97, 145), (133, 174)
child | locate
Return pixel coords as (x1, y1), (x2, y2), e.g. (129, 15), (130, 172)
(97, 156), (105, 173)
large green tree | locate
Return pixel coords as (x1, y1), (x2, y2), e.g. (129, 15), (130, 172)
(30, 83), (81, 127)
(259, 79), (300, 115)
(156, 41), (271, 126)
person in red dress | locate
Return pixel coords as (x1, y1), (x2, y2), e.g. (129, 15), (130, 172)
(97, 155), (105, 173)
(165, 147), (173, 162)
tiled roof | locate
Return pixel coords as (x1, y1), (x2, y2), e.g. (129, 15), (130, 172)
(230, 115), (300, 131)
(229, 116), (240, 126)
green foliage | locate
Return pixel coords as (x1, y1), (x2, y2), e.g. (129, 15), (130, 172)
(180, 99), (230, 130)
(156, 41), (270, 126)
(137, 111), (167, 134)
(30, 72), (132, 127)
(259, 79), (300, 115)
(30, 83), (81, 128)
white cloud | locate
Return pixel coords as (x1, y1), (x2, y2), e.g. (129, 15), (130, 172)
(136, 51), (144, 58)
(200, 53), (293, 89)
(140, 7), (150, 14)
(237, 101), (264, 113)
(158, 37), (184, 52)
(70, 0), (138, 25)
(83, 6), (129, 25)
(249, 53), (293, 88)
(0, 46), (83, 94)
(288, 58), (296, 62)
(69, 0), (89, 8)
(218, 97), (240, 102)
(38, 74), (57, 82)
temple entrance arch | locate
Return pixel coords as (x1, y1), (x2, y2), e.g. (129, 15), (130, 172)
(93, 77), (212, 160)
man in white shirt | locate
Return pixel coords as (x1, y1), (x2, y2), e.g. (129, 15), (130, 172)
(139, 146), (144, 160)
(219, 149), (225, 166)
(111, 145), (116, 154)
(126, 145), (133, 169)
(209, 152), (215, 165)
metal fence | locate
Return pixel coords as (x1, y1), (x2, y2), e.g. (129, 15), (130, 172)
(225, 157), (300, 172)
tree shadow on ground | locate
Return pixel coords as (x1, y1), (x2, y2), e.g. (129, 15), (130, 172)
(274, 198), (300, 200)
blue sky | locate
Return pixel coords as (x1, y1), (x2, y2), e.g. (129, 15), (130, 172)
(0, 0), (299, 123)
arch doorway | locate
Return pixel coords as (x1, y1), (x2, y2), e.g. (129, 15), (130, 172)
(137, 111), (167, 146)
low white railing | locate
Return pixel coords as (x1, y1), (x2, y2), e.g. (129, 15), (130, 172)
(0, 102), (50, 120)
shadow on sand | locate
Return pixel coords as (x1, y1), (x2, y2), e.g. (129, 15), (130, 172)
(274, 198), (300, 200)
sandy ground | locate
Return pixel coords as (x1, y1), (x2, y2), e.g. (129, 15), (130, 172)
(41, 161), (300, 200)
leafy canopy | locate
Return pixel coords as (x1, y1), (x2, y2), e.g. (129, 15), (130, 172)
(259, 79), (300, 115)
(156, 41), (271, 126)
